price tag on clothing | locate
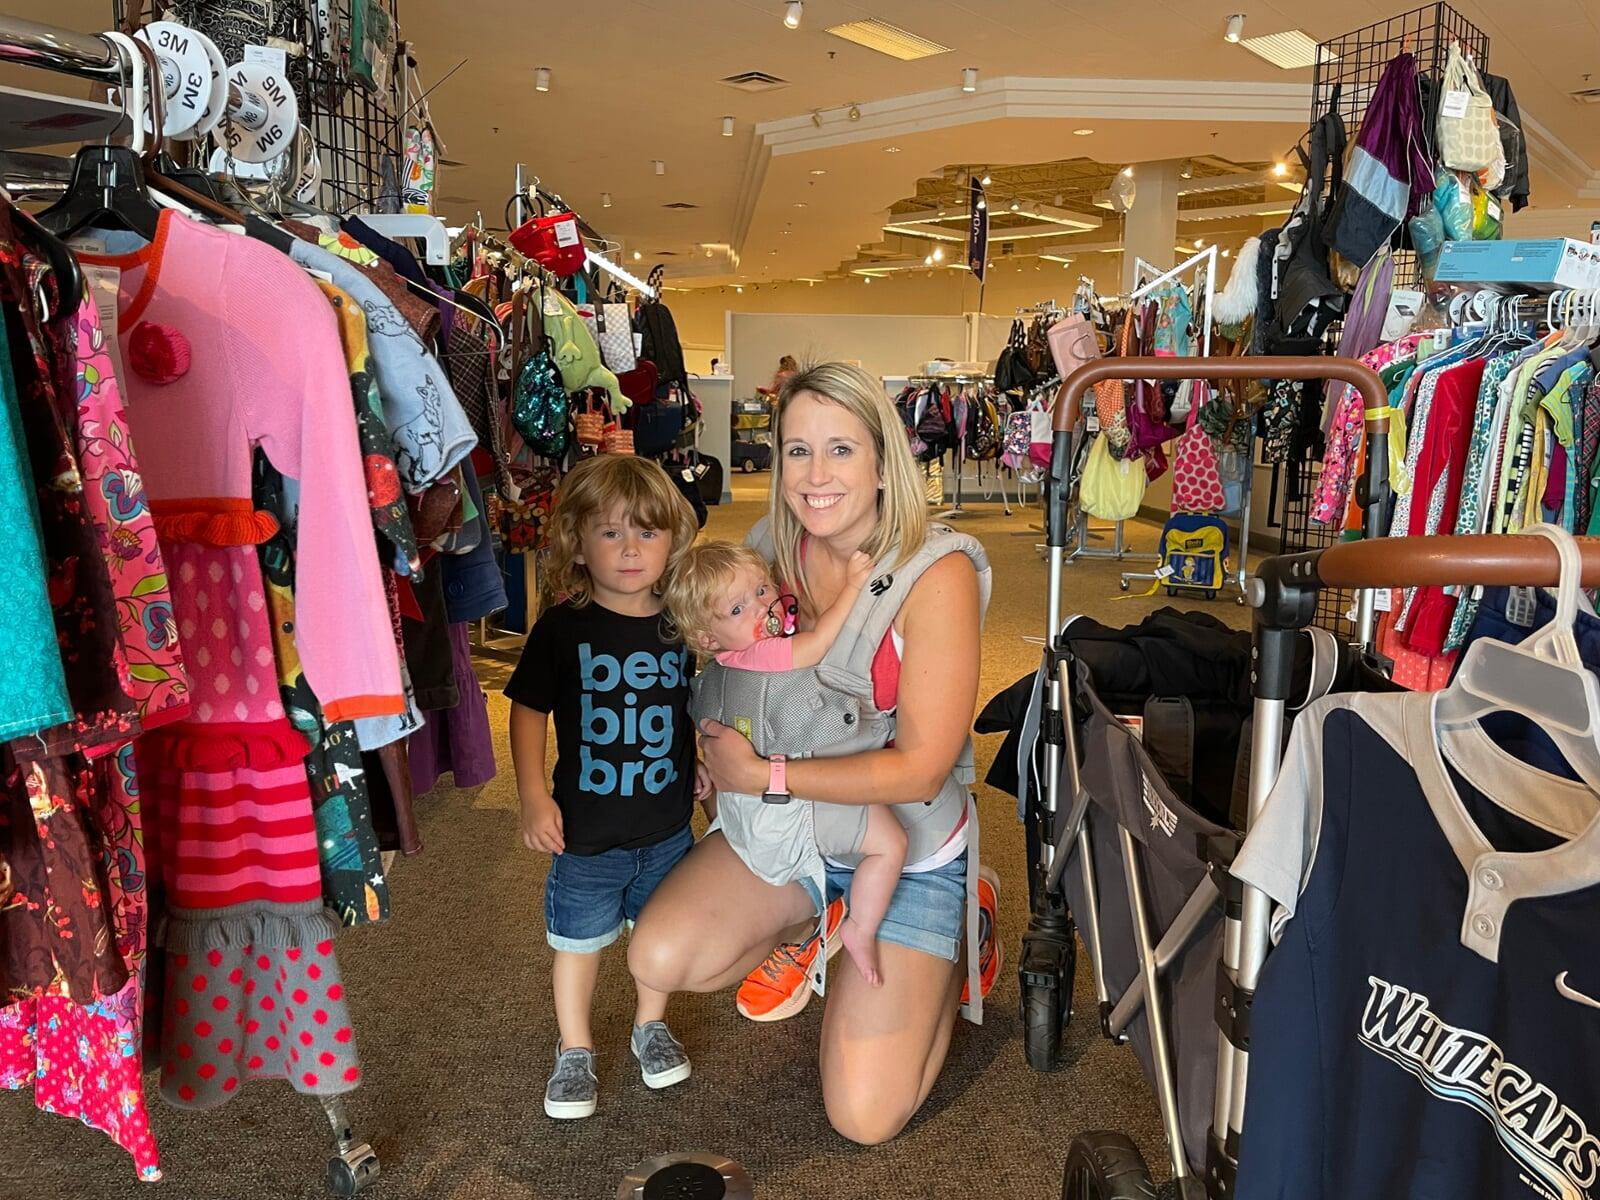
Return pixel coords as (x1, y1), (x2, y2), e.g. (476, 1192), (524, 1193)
(553, 219), (580, 248)
(1440, 90), (1471, 119)
(83, 265), (130, 386)
(1373, 587), (1393, 612)
(1155, 564), (1175, 579)
(243, 43), (289, 74)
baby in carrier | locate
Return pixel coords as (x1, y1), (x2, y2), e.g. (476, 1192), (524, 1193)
(665, 541), (906, 986)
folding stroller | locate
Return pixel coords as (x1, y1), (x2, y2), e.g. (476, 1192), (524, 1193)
(1021, 356), (1394, 1198)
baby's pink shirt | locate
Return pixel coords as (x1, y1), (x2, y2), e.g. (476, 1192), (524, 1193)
(715, 636), (794, 671)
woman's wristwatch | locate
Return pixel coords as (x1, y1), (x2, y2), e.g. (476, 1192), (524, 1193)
(762, 754), (790, 805)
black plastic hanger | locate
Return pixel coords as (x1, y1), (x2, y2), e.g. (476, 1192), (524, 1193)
(35, 145), (162, 243)
(10, 204), (84, 314)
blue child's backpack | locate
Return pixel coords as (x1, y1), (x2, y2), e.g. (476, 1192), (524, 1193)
(1158, 512), (1230, 598)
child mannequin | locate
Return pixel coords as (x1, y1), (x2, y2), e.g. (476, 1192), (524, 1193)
(665, 541), (906, 986)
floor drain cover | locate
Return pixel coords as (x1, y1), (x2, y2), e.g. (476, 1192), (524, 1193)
(618, 1153), (753, 1200)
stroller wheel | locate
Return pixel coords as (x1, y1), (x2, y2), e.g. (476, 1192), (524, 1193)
(1061, 1132), (1156, 1200)
(1020, 912), (1076, 1072)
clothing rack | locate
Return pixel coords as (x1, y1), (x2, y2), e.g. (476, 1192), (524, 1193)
(905, 372), (1014, 517)
(0, 16), (386, 1193)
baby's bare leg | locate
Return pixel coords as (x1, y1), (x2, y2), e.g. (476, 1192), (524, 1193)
(836, 808), (908, 988)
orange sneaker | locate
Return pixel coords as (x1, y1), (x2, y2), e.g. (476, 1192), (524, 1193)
(961, 865), (1001, 1007)
(735, 896), (847, 1022)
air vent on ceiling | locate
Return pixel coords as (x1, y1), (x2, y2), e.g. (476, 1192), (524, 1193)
(1239, 29), (1324, 71)
(662, 202), (700, 210)
(720, 71), (789, 93)
(825, 18), (952, 61)
(1571, 87), (1600, 104)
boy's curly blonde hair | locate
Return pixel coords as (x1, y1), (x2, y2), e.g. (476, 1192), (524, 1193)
(543, 456), (700, 607)
(661, 540), (771, 652)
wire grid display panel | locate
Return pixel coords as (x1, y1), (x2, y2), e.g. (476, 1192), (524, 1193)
(114, 0), (406, 213)
(1311, 2), (1489, 290)
(304, 0), (406, 213)
(1272, 2), (1491, 636)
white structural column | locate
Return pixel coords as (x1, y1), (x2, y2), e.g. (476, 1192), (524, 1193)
(1120, 159), (1182, 293)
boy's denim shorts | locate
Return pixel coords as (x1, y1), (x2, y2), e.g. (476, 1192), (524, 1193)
(798, 850), (967, 963)
(543, 825), (693, 953)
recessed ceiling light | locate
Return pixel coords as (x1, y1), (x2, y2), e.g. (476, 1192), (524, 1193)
(961, 66), (978, 92)
(722, 116), (735, 137)
(884, 145), (902, 153)
(1073, 128), (1093, 136)
(653, 160), (666, 175)
(784, 1), (802, 30)
(809, 168), (826, 175)
(781, 229), (791, 235)
(825, 17), (952, 61)
(864, 276), (872, 284)
(534, 67), (551, 92)
(932, 247), (944, 261)
(1273, 161), (1289, 177)
(1240, 29), (1323, 70)
(736, 284), (745, 293)
(793, 202), (807, 208)
(632, 251), (642, 261)
(770, 249), (777, 255)
(1224, 13), (1245, 43)
(1009, 201), (1020, 211)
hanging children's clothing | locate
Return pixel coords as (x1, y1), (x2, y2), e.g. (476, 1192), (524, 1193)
(75, 210), (400, 1107)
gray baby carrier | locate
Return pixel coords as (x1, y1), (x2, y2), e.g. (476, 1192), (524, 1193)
(691, 520), (993, 1018)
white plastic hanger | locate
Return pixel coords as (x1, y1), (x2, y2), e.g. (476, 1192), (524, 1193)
(1435, 523), (1600, 792)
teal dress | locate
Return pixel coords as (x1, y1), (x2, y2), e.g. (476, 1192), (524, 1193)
(0, 344), (70, 738)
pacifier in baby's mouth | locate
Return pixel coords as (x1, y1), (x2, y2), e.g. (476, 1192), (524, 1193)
(764, 593), (801, 638)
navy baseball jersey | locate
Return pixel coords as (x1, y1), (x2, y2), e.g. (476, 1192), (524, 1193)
(1232, 691), (1600, 1200)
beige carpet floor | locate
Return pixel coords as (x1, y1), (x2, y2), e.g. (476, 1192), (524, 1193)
(1, 471), (1253, 1200)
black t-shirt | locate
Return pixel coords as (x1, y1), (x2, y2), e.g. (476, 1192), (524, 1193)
(504, 601), (696, 855)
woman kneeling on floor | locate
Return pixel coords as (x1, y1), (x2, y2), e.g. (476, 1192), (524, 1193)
(630, 361), (1000, 1145)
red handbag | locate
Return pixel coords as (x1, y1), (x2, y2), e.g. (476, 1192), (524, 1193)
(618, 359), (659, 408)
(505, 196), (586, 278)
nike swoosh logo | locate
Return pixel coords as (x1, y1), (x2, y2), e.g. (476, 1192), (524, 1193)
(1556, 972), (1600, 1010)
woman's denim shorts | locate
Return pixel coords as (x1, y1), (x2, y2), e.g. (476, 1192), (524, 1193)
(799, 851), (967, 963)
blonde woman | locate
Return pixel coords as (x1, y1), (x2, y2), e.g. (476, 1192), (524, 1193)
(630, 362), (999, 1144)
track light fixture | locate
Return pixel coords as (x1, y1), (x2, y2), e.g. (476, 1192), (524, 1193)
(601, 192), (612, 208)
(1179, 159), (1193, 179)
(961, 66), (978, 92)
(932, 247), (944, 261)
(1224, 13), (1246, 42)
(810, 110), (823, 128)
(784, 1), (802, 29)
(722, 116), (734, 137)
(534, 66), (551, 92)
(1009, 200), (1019, 211)
(847, 104), (861, 121)
(979, 173), (991, 186)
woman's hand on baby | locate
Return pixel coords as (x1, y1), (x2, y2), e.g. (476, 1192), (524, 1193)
(693, 761), (714, 802)
(699, 718), (764, 796)
(520, 794), (565, 854)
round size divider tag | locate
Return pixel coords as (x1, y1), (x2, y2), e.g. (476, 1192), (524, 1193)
(213, 59), (298, 163)
(185, 28), (231, 142)
(127, 21), (214, 138)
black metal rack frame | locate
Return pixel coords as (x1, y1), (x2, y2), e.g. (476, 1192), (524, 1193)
(114, 0), (407, 214)
(1279, 1), (1490, 634)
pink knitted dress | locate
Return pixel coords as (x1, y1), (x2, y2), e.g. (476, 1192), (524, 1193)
(77, 211), (402, 1109)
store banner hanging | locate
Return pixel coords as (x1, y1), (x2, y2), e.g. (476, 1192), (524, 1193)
(967, 175), (989, 282)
